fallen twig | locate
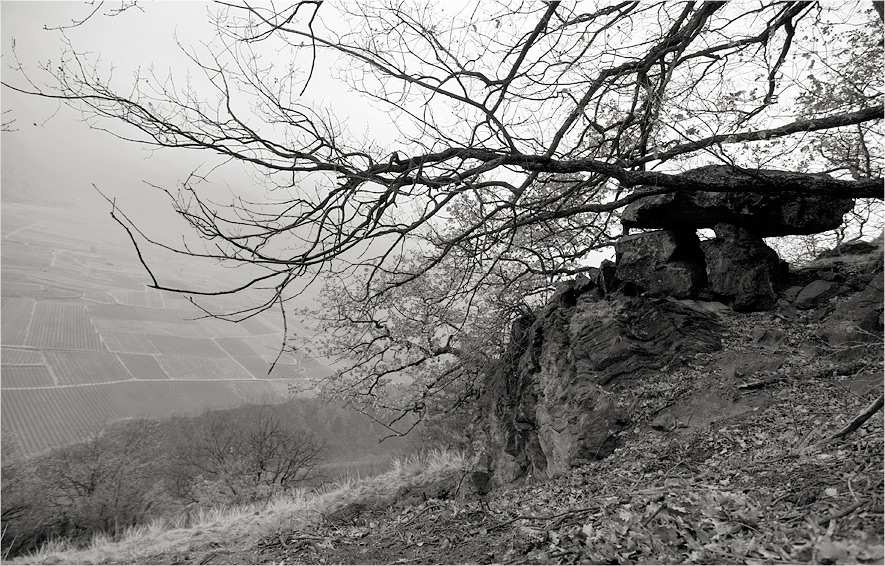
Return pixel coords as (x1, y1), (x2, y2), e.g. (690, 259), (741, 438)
(738, 361), (872, 391)
(738, 376), (790, 390)
(817, 394), (884, 445)
(397, 502), (445, 527)
(640, 502), (666, 528)
(488, 505), (598, 532)
(817, 499), (870, 525)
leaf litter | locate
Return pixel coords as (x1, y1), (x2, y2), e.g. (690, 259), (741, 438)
(248, 305), (882, 565)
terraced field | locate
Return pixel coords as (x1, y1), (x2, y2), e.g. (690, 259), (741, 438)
(1, 202), (333, 455)
(1, 298), (35, 346)
(1, 366), (55, 389)
(26, 302), (104, 350)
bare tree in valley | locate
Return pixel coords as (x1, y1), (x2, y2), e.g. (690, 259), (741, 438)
(3, 1), (882, 431)
(171, 404), (326, 505)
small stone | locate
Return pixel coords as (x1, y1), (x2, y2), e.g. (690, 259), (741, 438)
(781, 285), (804, 302)
(752, 328), (788, 349)
(794, 279), (840, 309)
(799, 342), (819, 357)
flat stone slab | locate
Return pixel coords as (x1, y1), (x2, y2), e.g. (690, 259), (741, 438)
(621, 166), (855, 236)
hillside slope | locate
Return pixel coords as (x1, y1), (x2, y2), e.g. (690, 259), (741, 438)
(18, 243), (883, 565)
(238, 297), (885, 565)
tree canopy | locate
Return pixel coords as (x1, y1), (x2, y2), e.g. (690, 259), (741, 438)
(4, 1), (883, 430)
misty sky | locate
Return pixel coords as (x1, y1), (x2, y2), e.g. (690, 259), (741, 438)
(0, 1), (419, 293)
(3, 3), (203, 215)
(1, 1), (399, 234)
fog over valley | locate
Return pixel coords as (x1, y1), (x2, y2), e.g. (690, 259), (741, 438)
(0, 3), (351, 458)
(1, 196), (338, 455)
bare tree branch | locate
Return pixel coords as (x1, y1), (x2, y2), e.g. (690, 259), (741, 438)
(3, 1), (883, 425)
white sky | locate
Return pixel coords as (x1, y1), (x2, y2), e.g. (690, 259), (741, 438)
(2, 2), (203, 210)
(0, 1), (409, 293)
(2, 2), (877, 278)
(1, 1), (398, 218)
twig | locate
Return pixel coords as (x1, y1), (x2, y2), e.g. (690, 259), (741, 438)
(758, 452), (800, 465)
(286, 535), (325, 542)
(640, 502), (666, 528)
(488, 505), (598, 532)
(738, 376), (789, 390)
(705, 545), (796, 564)
(398, 502), (445, 527)
(817, 394), (884, 445)
(817, 499), (869, 525)
(549, 548), (576, 559)
(738, 361), (871, 391)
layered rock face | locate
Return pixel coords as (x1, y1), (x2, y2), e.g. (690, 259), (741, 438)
(475, 276), (724, 483)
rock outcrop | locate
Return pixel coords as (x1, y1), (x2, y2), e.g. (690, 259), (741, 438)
(472, 235), (882, 488)
(621, 166), (855, 236)
(469, 174), (879, 489)
(475, 276), (724, 484)
(797, 233), (885, 360)
(614, 165), (856, 310)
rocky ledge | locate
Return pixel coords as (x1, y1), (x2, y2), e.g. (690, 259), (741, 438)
(470, 168), (882, 490)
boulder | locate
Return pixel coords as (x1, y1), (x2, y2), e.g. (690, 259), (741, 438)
(716, 349), (785, 379)
(793, 279), (841, 310)
(621, 166), (854, 237)
(818, 273), (884, 360)
(816, 239), (880, 259)
(701, 223), (787, 311)
(475, 291), (723, 483)
(791, 232), (885, 292)
(838, 373), (884, 397)
(614, 230), (706, 299)
(596, 259), (621, 296)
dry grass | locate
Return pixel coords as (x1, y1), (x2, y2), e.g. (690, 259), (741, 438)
(12, 448), (466, 565)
